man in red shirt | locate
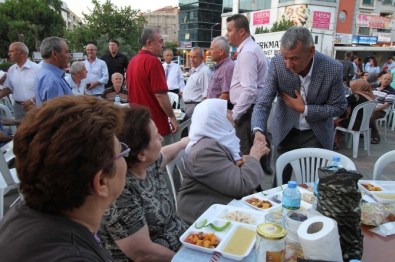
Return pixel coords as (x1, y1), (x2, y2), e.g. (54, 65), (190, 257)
(127, 28), (178, 144)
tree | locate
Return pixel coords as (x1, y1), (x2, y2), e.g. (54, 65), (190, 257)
(0, 0), (65, 57)
(271, 16), (293, 33)
(66, 0), (146, 57)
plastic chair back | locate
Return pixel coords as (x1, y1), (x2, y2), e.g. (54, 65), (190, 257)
(335, 100), (378, 158)
(165, 150), (186, 210)
(275, 148), (356, 186)
(171, 119), (191, 143)
(168, 92), (179, 109)
(0, 104), (16, 134)
(0, 143), (19, 220)
(373, 150), (395, 180)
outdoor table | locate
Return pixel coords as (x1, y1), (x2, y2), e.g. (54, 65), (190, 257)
(173, 185), (395, 262)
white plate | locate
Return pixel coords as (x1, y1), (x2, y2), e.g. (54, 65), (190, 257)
(180, 218), (232, 254)
(180, 204), (260, 261)
(371, 192), (395, 204)
(241, 193), (281, 213)
(358, 180), (395, 194)
(216, 205), (265, 225)
(217, 224), (256, 261)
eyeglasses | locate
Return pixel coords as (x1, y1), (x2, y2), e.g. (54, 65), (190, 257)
(113, 142), (130, 161)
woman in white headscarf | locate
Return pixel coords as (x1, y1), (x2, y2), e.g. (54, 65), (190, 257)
(177, 99), (270, 224)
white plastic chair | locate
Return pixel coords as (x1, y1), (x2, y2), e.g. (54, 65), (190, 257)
(171, 119), (191, 143)
(376, 105), (391, 141)
(334, 100), (378, 158)
(0, 104), (17, 134)
(275, 148), (356, 186)
(0, 96), (14, 114)
(167, 92), (179, 109)
(372, 150), (395, 180)
(388, 103), (395, 131)
(0, 144), (19, 219)
(165, 150), (186, 210)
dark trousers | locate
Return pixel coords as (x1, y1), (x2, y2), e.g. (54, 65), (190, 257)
(235, 106), (272, 175)
(273, 128), (322, 187)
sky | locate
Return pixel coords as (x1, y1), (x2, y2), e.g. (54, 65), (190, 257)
(64, 0), (179, 17)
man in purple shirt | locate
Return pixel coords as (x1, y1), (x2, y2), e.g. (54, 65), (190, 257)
(35, 37), (72, 105)
(207, 36), (234, 109)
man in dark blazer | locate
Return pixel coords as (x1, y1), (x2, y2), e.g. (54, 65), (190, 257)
(251, 26), (347, 185)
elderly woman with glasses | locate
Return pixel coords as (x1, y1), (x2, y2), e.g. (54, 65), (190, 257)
(100, 105), (188, 261)
(0, 96), (126, 261)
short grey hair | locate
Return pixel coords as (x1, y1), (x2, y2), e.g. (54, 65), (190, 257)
(212, 36), (230, 54)
(12, 42), (29, 55)
(191, 47), (204, 58)
(111, 72), (123, 80)
(40, 37), (64, 59)
(280, 26), (314, 52)
(69, 61), (86, 76)
(164, 49), (173, 55)
(140, 27), (161, 48)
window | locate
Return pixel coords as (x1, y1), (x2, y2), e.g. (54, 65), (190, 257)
(362, 0), (374, 6)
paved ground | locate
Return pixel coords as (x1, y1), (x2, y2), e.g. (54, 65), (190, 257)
(3, 124), (395, 216)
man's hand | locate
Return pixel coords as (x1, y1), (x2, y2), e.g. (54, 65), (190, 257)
(280, 89), (305, 113)
(22, 99), (35, 111)
(0, 88), (12, 99)
(169, 117), (179, 133)
(249, 140), (270, 161)
(87, 81), (100, 90)
(253, 131), (267, 146)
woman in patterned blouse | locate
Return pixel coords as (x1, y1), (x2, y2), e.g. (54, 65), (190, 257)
(100, 105), (188, 261)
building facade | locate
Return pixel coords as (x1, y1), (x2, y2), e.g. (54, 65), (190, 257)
(61, 2), (82, 30)
(178, 0), (223, 49)
(144, 6), (179, 43)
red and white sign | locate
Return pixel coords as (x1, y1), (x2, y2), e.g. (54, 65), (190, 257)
(253, 10), (270, 25)
(357, 14), (392, 29)
(312, 11), (331, 29)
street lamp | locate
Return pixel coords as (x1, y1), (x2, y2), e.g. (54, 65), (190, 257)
(210, 23), (220, 41)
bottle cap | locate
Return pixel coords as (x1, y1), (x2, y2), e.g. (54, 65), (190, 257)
(288, 181), (297, 188)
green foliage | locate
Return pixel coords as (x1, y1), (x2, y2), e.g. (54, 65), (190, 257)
(271, 16), (293, 32)
(0, 62), (14, 71)
(0, 0), (65, 57)
(66, 0), (146, 57)
(254, 27), (269, 34)
(165, 41), (179, 54)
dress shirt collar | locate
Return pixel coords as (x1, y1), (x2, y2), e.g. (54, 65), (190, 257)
(18, 59), (33, 70)
(41, 61), (65, 78)
(215, 56), (232, 69)
(191, 62), (205, 73)
(236, 36), (254, 54)
(299, 55), (315, 80)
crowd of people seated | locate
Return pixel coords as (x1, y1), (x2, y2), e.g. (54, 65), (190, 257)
(338, 53), (395, 146)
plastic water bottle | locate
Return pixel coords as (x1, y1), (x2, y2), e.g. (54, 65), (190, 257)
(282, 181), (301, 216)
(114, 95), (121, 105)
(326, 155), (343, 171)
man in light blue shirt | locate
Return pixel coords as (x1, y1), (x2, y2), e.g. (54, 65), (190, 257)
(35, 37), (73, 106)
